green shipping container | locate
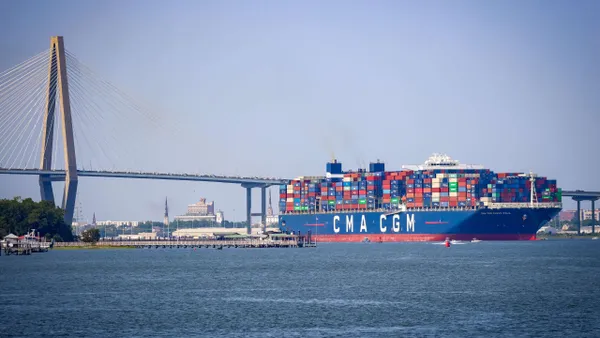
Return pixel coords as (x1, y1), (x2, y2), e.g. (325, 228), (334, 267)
(359, 199), (367, 204)
(329, 200), (335, 205)
(450, 187), (458, 193)
(294, 206), (300, 211)
(449, 182), (458, 188)
(391, 198), (399, 203)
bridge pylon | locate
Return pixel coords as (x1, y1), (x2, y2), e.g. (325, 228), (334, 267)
(39, 36), (78, 226)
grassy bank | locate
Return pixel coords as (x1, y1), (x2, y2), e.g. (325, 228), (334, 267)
(54, 245), (137, 250)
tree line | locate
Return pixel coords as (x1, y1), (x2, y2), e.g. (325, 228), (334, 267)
(0, 197), (74, 241)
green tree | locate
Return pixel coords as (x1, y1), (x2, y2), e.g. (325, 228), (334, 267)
(0, 197), (73, 241)
(81, 228), (100, 243)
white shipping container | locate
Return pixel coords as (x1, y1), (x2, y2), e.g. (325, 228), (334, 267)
(450, 192), (458, 197)
(432, 182), (440, 188)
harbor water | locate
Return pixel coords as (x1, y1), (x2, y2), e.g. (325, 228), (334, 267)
(1, 241), (599, 337)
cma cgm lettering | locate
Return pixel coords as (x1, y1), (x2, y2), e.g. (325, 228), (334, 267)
(330, 213), (415, 233)
(278, 153), (563, 242)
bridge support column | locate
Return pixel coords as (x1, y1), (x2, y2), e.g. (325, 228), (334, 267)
(39, 175), (55, 204)
(39, 36), (78, 226)
(577, 200), (581, 235)
(246, 187), (252, 235)
(261, 186), (267, 230)
(592, 199), (596, 235)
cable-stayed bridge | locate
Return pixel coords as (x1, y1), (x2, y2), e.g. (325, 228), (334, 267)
(0, 36), (287, 233)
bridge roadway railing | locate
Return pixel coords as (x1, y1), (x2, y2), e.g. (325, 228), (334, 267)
(54, 239), (302, 248)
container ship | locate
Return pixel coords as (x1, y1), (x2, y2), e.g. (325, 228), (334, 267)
(277, 154), (562, 242)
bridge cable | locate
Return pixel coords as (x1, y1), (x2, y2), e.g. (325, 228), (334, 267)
(0, 49), (48, 97)
(19, 70), (58, 169)
(52, 83), (63, 171)
(65, 53), (152, 171)
(65, 51), (166, 129)
(38, 71), (59, 170)
(0, 49), (48, 81)
(5, 69), (54, 168)
(0, 57), (49, 133)
(66, 62), (135, 171)
(65, 51), (187, 145)
(10, 70), (52, 169)
(0, 64), (52, 168)
(67, 70), (118, 171)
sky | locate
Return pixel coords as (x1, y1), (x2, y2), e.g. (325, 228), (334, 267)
(0, 0), (599, 222)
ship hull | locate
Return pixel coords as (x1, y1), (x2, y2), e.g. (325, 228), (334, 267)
(278, 207), (560, 242)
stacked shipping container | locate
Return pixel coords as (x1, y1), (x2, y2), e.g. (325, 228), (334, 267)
(279, 161), (561, 214)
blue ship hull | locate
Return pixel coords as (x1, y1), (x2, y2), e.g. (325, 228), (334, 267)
(278, 207), (560, 242)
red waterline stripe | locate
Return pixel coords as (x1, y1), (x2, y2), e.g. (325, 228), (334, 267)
(424, 221), (449, 225)
(311, 233), (537, 242)
(304, 223), (325, 227)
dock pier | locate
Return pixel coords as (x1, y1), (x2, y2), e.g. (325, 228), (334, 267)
(1, 240), (51, 256)
(54, 237), (316, 249)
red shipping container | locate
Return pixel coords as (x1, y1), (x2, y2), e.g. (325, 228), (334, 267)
(432, 188), (441, 193)
(424, 178), (432, 184)
(423, 188), (431, 193)
(415, 192), (423, 198)
(407, 188), (414, 194)
(441, 188), (449, 193)
(407, 202), (414, 208)
(382, 198), (391, 203)
(458, 192), (467, 199)
(415, 188), (423, 194)
(280, 193), (287, 198)
(407, 179), (415, 184)
(440, 197), (449, 202)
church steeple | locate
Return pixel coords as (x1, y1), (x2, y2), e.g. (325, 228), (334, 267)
(164, 197), (169, 226)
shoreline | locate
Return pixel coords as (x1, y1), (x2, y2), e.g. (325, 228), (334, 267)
(54, 245), (137, 250)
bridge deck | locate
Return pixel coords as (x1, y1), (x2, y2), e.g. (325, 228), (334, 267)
(0, 168), (289, 185)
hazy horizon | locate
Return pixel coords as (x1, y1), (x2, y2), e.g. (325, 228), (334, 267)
(1, 0), (599, 222)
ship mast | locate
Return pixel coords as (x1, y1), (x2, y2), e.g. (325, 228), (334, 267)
(529, 171), (538, 207)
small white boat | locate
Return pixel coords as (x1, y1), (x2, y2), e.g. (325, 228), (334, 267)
(592, 237), (598, 240)
(471, 238), (481, 243)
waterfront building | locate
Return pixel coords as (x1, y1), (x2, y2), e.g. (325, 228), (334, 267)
(174, 197), (223, 224)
